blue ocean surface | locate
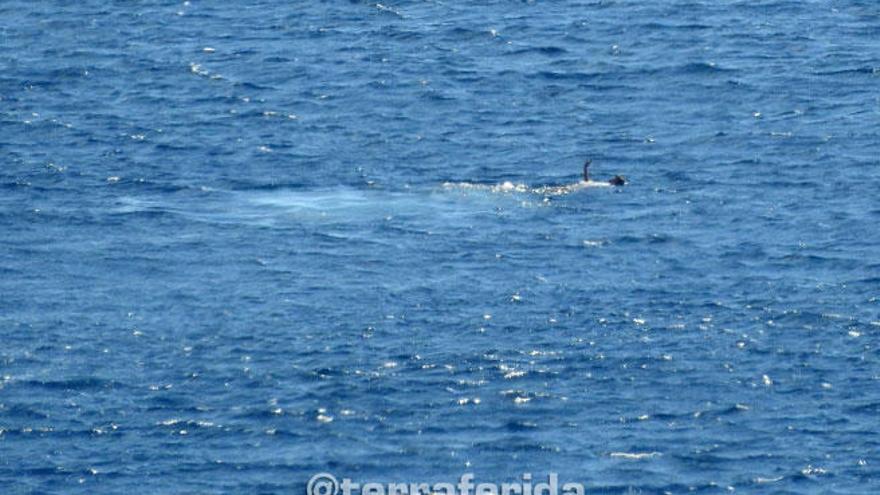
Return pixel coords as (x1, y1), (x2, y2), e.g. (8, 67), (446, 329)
(1, 1), (879, 493)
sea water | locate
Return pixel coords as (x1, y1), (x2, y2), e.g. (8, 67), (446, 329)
(1, 1), (878, 493)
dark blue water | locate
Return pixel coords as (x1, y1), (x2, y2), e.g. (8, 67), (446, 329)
(2, 1), (879, 493)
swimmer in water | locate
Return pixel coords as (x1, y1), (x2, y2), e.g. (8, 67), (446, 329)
(583, 159), (626, 186)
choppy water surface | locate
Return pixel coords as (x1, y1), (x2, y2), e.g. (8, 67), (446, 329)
(2, 1), (879, 493)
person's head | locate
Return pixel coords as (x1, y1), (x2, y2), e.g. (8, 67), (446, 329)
(609, 175), (626, 186)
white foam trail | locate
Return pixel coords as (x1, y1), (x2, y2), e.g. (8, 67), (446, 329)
(243, 186), (506, 225)
(443, 180), (610, 196)
(115, 180), (593, 230)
